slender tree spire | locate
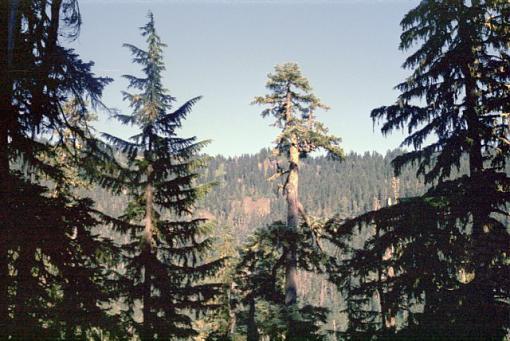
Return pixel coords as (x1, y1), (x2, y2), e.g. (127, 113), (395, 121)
(104, 12), (224, 340)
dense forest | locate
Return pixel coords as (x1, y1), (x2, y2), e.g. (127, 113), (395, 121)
(91, 149), (431, 241)
(1, 0), (509, 340)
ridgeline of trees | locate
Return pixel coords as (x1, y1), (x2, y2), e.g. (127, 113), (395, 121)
(0, 1), (508, 340)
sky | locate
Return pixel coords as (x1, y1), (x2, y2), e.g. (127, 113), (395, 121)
(74, 0), (420, 157)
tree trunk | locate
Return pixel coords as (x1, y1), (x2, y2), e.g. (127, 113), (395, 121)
(285, 142), (299, 307)
(141, 166), (154, 341)
(458, 15), (491, 334)
(458, 9), (486, 238)
(246, 297), (259, 341)
(141, 247), (152, 341)
(284, 89), (298, 306)
(228, 283), (237, 337)
(0, 1), (14, 336)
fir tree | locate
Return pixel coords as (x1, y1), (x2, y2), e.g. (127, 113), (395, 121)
(252, 62), (343, 337)
(326, 1), (510, 338)
(103, 13), (224, 340)
(0, 1), (114, 338)
(1, 98), (121, 339)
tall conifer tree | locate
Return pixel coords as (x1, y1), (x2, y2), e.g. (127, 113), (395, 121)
(104, 13), (224, 340)
(252, 62), (343, 336)
(0, 1), (114, 338)
(326, 1), (510, 338)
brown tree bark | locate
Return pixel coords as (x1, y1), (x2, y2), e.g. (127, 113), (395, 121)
(141, 165), (154, 341)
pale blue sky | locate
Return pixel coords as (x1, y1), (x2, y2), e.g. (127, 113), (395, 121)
(74, 0), (419, 156)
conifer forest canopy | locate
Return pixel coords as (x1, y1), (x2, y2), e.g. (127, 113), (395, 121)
(0, 0), (509, 340)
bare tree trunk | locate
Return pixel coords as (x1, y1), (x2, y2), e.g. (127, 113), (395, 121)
(285, 142), (299, 307)
(141, 248), (152, 341)
(228, 283), (237, 337)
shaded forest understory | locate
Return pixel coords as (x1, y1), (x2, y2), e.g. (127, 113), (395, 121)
(88, 149), (509, 337)
(88, 149), (428, 336)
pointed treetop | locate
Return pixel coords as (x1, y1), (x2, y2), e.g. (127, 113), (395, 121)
(121, 13), (174, 126)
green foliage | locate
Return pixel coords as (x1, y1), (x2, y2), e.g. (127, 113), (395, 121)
(371, 0), (510, 183)
(253, 63), (343, 160)
(1, 0), (111, 182)
(103, 12), (225, 340)
(233, 221), (330, 340)
(327, 174), (510, 339)
(194, 224), (238, 340)
(0, 1), (120, 339)
(252, 62), (344, 333)
(4, 172), (122, 340)
(326, 1), (510, 339)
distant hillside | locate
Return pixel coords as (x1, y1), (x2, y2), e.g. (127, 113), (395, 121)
(198, 148), (433, 240)
(90, 149), (435, 242)
(89, 149), (432, 266)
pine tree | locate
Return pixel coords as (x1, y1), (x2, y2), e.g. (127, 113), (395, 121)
(103, 12), (224, 340)
(326, 1), (510, 338)
(252, 62), (342, 336)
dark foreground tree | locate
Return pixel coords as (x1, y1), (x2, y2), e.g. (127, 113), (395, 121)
(103, 13), (224, 340)
(0, 1), (117, 339)
(326, 1), (510, 339)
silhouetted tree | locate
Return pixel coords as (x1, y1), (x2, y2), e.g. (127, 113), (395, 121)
(0, 1), (113, 338)
(234, 221), (330, 341)
(326, 1), (510, 339)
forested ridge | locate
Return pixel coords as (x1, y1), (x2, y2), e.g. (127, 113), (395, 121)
(91, 149), (431, 242)
(1, 0), (509, 340)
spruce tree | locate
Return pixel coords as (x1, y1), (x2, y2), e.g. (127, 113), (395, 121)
(252, 63), (342, 336)
(104, 13), (224, 340)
